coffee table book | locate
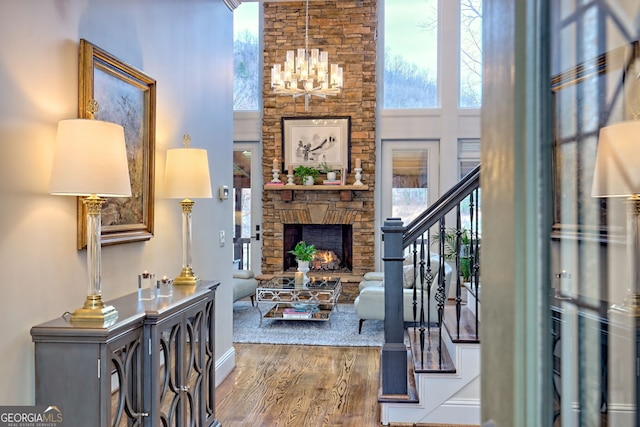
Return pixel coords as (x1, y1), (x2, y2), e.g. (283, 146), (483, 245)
(282, 308), (312, 319)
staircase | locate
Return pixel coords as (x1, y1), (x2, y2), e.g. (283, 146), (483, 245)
(379, 165), (481, 426)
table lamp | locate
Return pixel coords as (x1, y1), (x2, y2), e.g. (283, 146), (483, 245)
(591, 120), (640, 314)
(50, 101), (131, 324)
(164, 135), (212, 286)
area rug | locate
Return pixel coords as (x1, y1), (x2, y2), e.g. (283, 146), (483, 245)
(232, 301), (385, 347)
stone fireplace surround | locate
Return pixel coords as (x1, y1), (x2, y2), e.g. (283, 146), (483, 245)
(261, 189), (374, 276)
(261, 0), (377, 277)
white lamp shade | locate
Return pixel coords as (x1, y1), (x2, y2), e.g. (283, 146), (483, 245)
(164, 148), (213, 199)
(591, 121), (640, 198)
(50, 119), (132, 197)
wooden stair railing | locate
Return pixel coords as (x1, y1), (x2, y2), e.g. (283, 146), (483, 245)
(380, 164), (481, 398)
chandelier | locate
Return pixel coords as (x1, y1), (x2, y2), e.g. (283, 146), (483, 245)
(270, 0), (344, 111)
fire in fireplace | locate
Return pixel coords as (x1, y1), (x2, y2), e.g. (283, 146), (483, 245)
(310, 250), (342, 271)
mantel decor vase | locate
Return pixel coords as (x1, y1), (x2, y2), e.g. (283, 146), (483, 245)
(297, 260), (311, 284)
(304, 176), (314, 186)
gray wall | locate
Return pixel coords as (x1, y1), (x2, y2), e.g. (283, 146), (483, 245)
(0, 0), (236, 404)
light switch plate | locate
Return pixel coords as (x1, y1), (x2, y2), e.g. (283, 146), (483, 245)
(219, 185), (229, 200)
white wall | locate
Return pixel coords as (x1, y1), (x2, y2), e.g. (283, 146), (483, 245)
(0, 0), (235, 404)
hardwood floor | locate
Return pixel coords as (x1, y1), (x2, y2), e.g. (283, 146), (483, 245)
(216, 343), (478, 427)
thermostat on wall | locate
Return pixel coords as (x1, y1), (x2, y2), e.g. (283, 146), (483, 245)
(219, 185), (229, 200)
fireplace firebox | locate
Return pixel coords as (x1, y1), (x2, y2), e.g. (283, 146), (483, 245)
(283, 224), (353, 272)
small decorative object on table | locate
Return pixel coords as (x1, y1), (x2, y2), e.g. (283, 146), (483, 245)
(157, 276), (173, 297)
(138, 271), (156, 300)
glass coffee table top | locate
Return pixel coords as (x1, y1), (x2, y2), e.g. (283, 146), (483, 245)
(256, 276), (342, 324)
(261, 276), (341, 290)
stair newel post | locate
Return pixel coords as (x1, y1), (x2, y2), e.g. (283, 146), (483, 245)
(381, 218), (408, 395)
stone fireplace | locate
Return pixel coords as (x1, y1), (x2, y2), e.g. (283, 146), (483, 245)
(261, 188), (373, 276)
(260, 0), (377, 277)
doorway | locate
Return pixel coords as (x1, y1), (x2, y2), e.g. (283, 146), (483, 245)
(233, 142), (262, 273)
(376, 140), (440, 270)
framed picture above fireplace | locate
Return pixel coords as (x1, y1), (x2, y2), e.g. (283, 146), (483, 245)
(282, 116), (351, 171)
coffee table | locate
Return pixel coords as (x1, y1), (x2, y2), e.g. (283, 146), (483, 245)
(255, 276), (342, 326)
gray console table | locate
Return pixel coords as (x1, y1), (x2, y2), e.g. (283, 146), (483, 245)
(31, 280), (220, 427)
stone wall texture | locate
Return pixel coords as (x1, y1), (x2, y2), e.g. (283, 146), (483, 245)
(261, 0), (377, 275)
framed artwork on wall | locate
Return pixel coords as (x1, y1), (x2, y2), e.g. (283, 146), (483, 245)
(77, 39), (156, 249)
(281, 116), (351, 171)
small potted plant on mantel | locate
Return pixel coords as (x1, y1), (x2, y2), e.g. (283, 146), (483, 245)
(318, 161), (338, 182)
(293, 165), (319, 185)
(289, 241), (317, 282)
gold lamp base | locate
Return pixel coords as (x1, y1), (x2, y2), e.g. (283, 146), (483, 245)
(174, 267), (200, 286)
(70, 294), (118, 324)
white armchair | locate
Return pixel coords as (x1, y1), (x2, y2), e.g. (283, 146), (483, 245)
(353, 255), (453, 333)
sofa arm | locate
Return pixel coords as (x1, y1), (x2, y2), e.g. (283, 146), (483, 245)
(353, 286), (386, 321)
(363, 271), (384, 281)
(233, 270), (258, 302)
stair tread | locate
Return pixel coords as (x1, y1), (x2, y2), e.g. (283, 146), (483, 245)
(443, 303), (480, 343)
(407, 326), (456, 373)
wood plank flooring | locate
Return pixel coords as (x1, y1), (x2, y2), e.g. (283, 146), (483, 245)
(216, 343), (479, 427)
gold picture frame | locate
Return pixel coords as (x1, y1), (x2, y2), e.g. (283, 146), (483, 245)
(77, 39), (156, 249)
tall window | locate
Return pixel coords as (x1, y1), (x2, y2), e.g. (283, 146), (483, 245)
(384, 0), (438, 108)
(233, 2), (259, 111)
(383, 0), (483, 109)
(459, 0), (483, 108)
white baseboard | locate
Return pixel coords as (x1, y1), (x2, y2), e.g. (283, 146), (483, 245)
(215, 345), (236, 387)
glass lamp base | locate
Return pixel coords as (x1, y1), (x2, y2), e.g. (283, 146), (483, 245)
(70, 294), (118, 324)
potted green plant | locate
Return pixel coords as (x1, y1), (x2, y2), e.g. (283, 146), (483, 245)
(431, 227), (473, 282)
(318, 161), (337, 181)
(289, 241), (317, 283)
(289, 240), (317, 262)
(293, 165), (319, 185)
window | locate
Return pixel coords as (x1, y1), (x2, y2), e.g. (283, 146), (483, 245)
(391, 149), (431, 225)
(383, 0), (438, 108)
(459, 0), (483, 108)
(458, 138), (480, 178)
(233, 2), (260, 111)
(458, 138), (481, 233)
(383, 0), (483, 109)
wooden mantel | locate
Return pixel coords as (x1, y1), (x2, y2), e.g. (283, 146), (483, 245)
(265, 184), (369, 202)
(264, 184), (369, 190)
